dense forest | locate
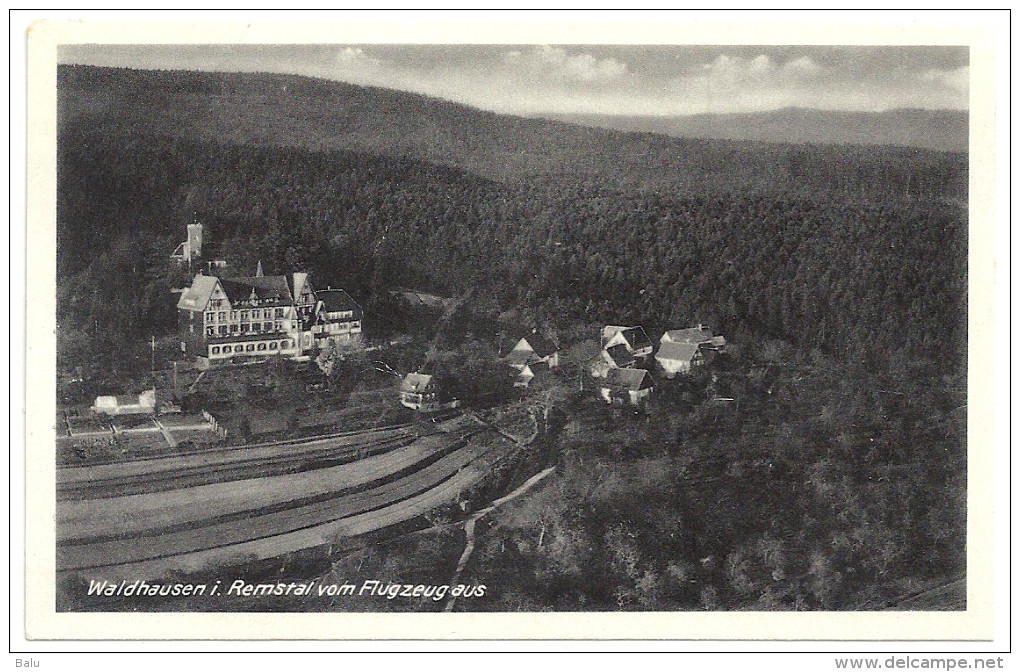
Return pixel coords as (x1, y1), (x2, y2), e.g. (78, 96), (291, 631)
(57, 128), (966, 383)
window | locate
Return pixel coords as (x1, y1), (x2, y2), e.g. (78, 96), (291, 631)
(206, 326), (215, 336)
(246, 344), (255, 352)
(218, 312), (226, 321)
(275, 308), (284, 318)
(269, 342), (278, 350)
(230, 324), (238, 333)
(241, 323), (250, 333)
(230, 311), (238, 320)
(218, 326), (227, 335)
(234, 345), (243, 354)
(274, 322), (281, 331)
(257, 343), (267, 351)
(264, 322), (273, 331)
(282, 340), (292, 349)
(253, 323), (261, 333)
(264, 309), (272, 319)
(205, 312), (214, 323)
(240, 310), (248, 320)
(211, 346), (220, 355)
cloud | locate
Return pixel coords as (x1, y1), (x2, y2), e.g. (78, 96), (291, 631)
(333, 46), (385, 79)
(503, 46), (629, 83)
(919, 65), (969, 93)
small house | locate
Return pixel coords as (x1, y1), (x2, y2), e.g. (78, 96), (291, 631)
(599, 368), (654, 406)
(399, 373), (439, 411)
(655, 340), (704, 378)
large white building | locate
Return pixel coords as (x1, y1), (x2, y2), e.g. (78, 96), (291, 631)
(177, 270), (362, 366)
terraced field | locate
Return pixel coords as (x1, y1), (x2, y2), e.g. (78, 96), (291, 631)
(56, 414), (514, 581)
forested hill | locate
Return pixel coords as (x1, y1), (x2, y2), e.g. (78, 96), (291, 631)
(58, 65), (966, 202)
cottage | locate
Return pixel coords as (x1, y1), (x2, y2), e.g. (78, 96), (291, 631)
(92, 389), (157, 416)
(655, 341), (704, 378)
(399, 373), (439, 411)
(599, 368), (654, 406)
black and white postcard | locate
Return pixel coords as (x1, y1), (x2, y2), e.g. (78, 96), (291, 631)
(17, 11), (1008, 648)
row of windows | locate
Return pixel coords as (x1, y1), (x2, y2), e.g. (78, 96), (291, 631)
(209, 340), (293, 355)
(206, 321), (286, 336)
(205, 308), (287, 323)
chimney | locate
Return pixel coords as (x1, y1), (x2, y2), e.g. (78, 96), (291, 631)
(256, 260), (264, 277)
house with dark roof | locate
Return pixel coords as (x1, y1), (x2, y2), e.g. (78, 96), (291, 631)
(599, 368), (654, 406)
(176, 266), (363, 366)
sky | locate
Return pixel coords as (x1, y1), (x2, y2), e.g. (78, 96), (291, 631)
(60, 44), (969, 117)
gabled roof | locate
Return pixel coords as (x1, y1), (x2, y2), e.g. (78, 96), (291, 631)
(663, 325), (714, 344)
(219, 275), (293, 304)
(290, 272), (313, 302)
(656, 340), (700, 363)
(317, 288), (362, 316)
(621, 326), (652, 352)
(506, 349), (539, 368)
(400, 373), (434, 393)
(177, 274), (221, 312)
(605, 367), (653, 391)
(605, 343), (635, 368)
(603, 325), (651, 352)
(515, 333), (558, 358)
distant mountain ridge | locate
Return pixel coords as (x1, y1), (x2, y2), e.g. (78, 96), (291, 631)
(58, 65), (967, 201)
(544, 108), (968, 153)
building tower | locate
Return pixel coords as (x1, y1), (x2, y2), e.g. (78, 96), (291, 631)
(186, 222), (203, 261)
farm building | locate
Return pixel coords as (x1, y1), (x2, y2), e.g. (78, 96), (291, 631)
(505, 331), (559, 388)
(508, 332), (560, 369)
(661, 324), (727, 353)
(591, 324), (652, 377)
(655, 340), (704, 378)
(599, 368), (654, 407)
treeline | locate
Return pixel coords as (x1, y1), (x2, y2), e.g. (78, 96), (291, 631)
(57, 131), (967, 383)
